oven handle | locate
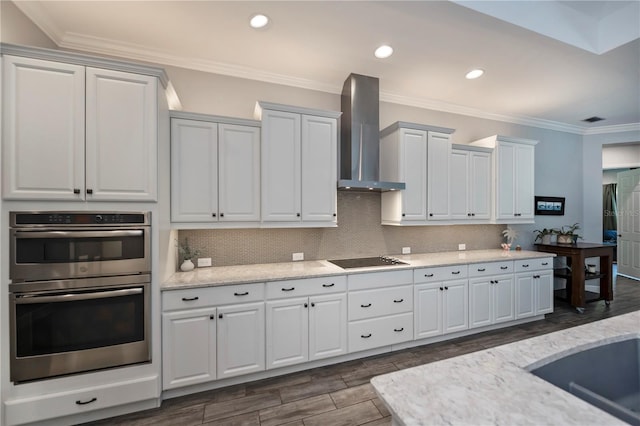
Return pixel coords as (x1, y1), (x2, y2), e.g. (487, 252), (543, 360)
(15, 288), (143, 304)
(13, 230), (144, 239)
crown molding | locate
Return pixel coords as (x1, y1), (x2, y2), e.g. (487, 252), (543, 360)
(12, 2), (638, 137)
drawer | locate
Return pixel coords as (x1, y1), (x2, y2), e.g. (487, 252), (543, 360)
(414, 265), (468, 283)
(163, 282), (264, 311)
(468, 261), (514, 277)
(266, 275), (347, 299)
(348, 285), (413, 321)
(348, 312), (414, 353)
(515, 257), (553, 273)
(4, 375), (158, 426)
(348, 269), (413, 291)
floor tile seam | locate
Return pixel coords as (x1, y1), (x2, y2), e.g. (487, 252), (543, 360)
(257, 394), (338, 426)
(203, 393), (283, 424)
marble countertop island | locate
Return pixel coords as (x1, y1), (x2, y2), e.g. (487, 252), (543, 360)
(163, 249), (555, 290)
(371, 311), (639, 425)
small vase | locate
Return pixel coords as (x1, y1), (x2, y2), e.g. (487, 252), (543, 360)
(180, 259), (195, 272)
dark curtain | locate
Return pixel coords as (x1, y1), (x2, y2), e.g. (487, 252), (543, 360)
(603, 183), (617, 231)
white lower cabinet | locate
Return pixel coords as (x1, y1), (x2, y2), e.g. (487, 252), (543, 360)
(469, 276), (515, 328)
(414, 279), (468, 339)
(515, 257), (554, 319)
(162, 307), (217, 389)
(348, 313), (414, 353)
(265, 276), (348, 369)
(162, 284), (265, 390)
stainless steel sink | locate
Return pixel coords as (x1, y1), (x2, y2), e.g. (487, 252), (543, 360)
(327, 256), (408, 269)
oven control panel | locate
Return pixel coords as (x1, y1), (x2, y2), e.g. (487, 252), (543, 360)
(11, 211), (150, 226)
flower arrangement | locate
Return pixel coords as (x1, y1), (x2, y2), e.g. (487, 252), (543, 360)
(176, 238), (202, 261)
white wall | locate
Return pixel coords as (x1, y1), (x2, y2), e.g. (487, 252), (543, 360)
(602, 143), (640, 169)
(0, 1), (56, 48)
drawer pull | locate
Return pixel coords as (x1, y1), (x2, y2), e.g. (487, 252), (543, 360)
(393, 299), (404, 303)
(234, 292), (249, 296)
(522, 264), (529, 268)
(542, 262), (549, 266)
(444, 286), (449, 290)
(451, 271), (461, 275)
(533, 275), (540, 279)
(477, 268), (486, 272)
(76, 397), (97, 405)
(425, 273), (434, 277)
(181, 296), (199, 302)
(439, 287), (444, 291)
(322, 283), (335, 288)
(282, 287), (295, 292)
(394, 328), (404, 332)
(500, 266), (508, 270)
(361, 303), (372, 308)
(361, 333), (372, 338)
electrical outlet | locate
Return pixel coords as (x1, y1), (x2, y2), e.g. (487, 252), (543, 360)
(402, 247), (411, 254)
(458, 244), (466, 251)
(197, 257), (212, 267)
(292, 252), (304, 261)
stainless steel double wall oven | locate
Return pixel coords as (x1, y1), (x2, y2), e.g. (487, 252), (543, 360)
(9, 211), (152, 383)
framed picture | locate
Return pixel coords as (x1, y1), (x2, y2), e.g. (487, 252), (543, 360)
(535, 196), (565, 216)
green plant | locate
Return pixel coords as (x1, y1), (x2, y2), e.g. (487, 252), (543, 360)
(554, 222), (581, 238)
(533, 228), (554, 242)
(176, 238), (202, 261)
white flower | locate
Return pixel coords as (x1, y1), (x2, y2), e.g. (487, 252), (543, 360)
(502, 227), (518, 244)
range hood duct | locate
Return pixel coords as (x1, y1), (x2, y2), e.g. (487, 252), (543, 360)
(338, 73), (405, 192)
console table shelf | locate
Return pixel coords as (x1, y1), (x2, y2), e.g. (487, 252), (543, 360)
(536, 242), (614, 313)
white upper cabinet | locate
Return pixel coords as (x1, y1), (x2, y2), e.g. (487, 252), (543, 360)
(85, 68), (157, 201)
(3, 55), (85, 200)
(257, 101), (340, 227)
(380, 122), (454, 225)
(171, 113), (260, 224)
(2, 50), (162, 202)
(450, 145), (492, 221)
(469, 135), (537, 223)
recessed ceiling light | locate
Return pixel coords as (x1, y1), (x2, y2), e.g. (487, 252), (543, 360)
(250, 14), (269, 29)
(465, 69), (484, 79)
(374, 45), (394, 59)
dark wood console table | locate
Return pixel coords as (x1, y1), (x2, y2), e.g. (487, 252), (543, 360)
(535, 242), (614, 313)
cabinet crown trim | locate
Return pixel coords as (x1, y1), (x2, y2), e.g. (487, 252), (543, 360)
(1, 43), (169, 88)
(255, 101), (341, 119)
(380, 121), (455, 138)
(451, 143), (493, 153)
(468, 134), (539, 148)
(170, 111), (260, 127)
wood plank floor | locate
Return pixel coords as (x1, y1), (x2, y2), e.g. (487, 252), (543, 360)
(84, 274), (639, 426)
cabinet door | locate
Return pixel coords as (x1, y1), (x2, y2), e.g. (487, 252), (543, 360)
(401, 128), (428, 221)
(469, 151), (492, 219)
(3, 55), (85, 200)
(514, 143), (535, 219)
(171, 119), (218, 222)
(469, 278), (492, 329)
(85, 67), (157, 201)
(301, 115), (337, 222)
(162, 308), (216, 390)
(496, 141), (517, 219)
(414, 283), (443, 339)
(261, 109), (301, 221)
(449, 149), (470, 220)
(443, 279), (468, 334)
(427, 132), (451, 220)
(309, 293), (347, 360)
(217, 302), (265, 378)
(493, 276), (515, 324)
(266, 298), (309, 369)
(535, 271), (554, 315)
(515, 273), (535, 319)
(218, 123), (260, 221)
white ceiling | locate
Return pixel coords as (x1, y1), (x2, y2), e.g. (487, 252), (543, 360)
(11, 0), (640, 134)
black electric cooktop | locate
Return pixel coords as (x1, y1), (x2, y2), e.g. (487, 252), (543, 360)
(327, 256), (408, 269)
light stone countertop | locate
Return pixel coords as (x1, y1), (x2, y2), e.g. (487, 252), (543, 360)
(162, 249), (555, 290)
(371, 311), (640, 426)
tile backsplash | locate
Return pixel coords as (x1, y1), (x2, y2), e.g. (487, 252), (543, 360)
(179, 192), (504, 267)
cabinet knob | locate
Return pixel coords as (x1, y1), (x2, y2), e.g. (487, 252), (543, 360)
(210, 315), (215, 320)
(73, 188), (81, 194)
(333, 213), (337, 217)
(311, 302), (315, 307)
(439, 287), (444, 291)
(429, 213), (434, 217)
(304, 303), (308, 308)
(471, 213), (475, 217)
(444, 286), (449, 290)
(220, 213), (224, 217)
(402, 213), (406, 217)
(212, 213), (217, 217)
(219, 313), (223, 319)
(86, 189), (93, 195)
(467, 213), (472, 217)
(297, 213), (301, 217)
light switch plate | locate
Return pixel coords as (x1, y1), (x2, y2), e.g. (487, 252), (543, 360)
(402, 247), (411, 254)
(458, 244), (466, 251)
(292, 252), (304, 261)
(197, 257), (212, 267)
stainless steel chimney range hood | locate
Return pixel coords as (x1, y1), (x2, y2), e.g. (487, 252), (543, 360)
(338, 73), (405, 192)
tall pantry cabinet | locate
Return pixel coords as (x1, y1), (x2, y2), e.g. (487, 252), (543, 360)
(2, 52), (159, 201)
